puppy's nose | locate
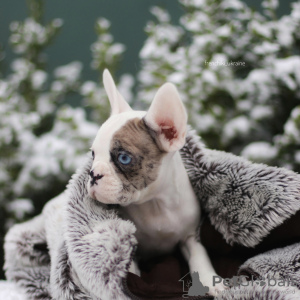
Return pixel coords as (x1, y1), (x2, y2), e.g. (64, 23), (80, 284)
(89, 170), (104, 186)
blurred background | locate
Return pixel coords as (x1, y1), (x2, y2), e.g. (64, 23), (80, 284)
(0, 0), (299, 279)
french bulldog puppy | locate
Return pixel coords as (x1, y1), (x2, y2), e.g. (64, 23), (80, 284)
(88, 69), (225, 296)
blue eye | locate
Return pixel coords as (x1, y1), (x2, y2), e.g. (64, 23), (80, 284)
(118, 153), (132, 165)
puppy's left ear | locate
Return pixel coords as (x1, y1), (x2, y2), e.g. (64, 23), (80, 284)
(144, 83), (187, 152)
(103, 69), (132, 115)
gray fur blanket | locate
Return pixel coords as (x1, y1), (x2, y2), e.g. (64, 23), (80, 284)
(4, 130), (300, 300)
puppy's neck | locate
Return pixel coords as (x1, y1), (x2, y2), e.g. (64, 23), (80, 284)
(131, 149), (190, 207)
(121, 146), (200, 255)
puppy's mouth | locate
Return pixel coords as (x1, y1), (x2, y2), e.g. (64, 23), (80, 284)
(87, 185), (101, 201)
(88, 187), (120, 205)
(90, 190), (97, 200)
(88, 188), (134, 207)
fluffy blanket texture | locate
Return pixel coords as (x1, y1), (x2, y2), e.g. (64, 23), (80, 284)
(4, 130), (300, 300)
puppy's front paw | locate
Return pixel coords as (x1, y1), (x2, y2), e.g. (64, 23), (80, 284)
(208, 282), (228, 297)
(128, 259), (141, 277)
(199, 274), (229, 297)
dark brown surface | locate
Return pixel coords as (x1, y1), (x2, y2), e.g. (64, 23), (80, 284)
(126, 210), (300, 299)
(126, 248), (212, 299)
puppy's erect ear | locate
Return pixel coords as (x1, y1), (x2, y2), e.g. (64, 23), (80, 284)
(103, 69), (132, 115)
(144, 83), (187, 152)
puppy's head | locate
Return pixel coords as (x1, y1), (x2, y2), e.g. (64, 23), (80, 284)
(87, 69), (187, 206)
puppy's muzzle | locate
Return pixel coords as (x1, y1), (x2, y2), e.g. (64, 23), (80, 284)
(89, 170), (104, 186)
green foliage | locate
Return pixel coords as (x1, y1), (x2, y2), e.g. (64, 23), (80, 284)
(0, 1), (128, 277)
(0, 0), (125, 230)
(138, 0), (300, 171)
(81, 17), (132, 124)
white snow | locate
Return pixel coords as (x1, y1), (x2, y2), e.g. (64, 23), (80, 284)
(242, 142), (278, 162)
(202, 69), (218, 85)
(96, 18), (110, 29)
(6, 199), (34, 220)
(250, 105), (273, 120)
(23, 18), (47, 44)
(291, 1), (300, 19)
(167, 72), (185, 85)
(81, 81), (97, 96)
(223, 116), (251, 141)
(253, 42), (279, 55)
(243, 69), (275, 103)
(36, 93), (55, 116)
(249, 20), (272, 38)
(181, 12), (210, 32)
(150, 7), (171, 23)
(0, 164), (9, 182)
(283, 107), (300, 141)
(140, 40), (157, 59)
(31, 70), (47, 90)
(90, 19), (125, 70)
(118, 74), (135, 104)
(216, 25), (231, 38)
(273, 56), (300, 90)
(52, 18), (63, 28)
(12, 104), (98, 195)
(295, 151), (300, 163)
(220, 0), (245, 10)
(276, 16), (295, 47)
(105, 44), (126, 62)
(194, 113), (215, 132)
(11, 59), (33, 80)
(180, 0), (205, 8)
(51, 80), (64, 93)
(237, 99), (252, 112)
(54, 61), (82, 83)
(0, 81), (9, 97)
(262, 0), (279, 10)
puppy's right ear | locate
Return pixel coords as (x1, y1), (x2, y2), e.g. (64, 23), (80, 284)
(103, 69), (132, 115)
(144, 83), (187, 152)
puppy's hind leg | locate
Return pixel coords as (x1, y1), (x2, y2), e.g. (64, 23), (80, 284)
(4, 214), (49, 271)
(180, 235), (227, 297)
(128, 259), (141, 277)
(4, 214), (51, 299)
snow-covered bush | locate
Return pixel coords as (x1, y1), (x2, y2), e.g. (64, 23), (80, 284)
(81, 18), (134, 123)
(0, 0), (135, 277)
(0, 0), (131, 232)
(138, 0), (300, 172)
